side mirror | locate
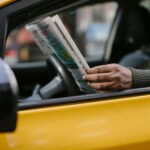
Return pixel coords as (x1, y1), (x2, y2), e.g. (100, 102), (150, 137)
(0, 59), (18, 132)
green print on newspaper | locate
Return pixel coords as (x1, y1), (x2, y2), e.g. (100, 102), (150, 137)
(42, 28), (78, 69)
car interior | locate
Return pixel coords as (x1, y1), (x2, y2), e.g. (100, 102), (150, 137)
(109, 4), (150, 64)
(2, 0), (150, 108)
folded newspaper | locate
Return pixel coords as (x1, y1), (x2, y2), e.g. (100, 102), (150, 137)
(26, 15), (96, 93)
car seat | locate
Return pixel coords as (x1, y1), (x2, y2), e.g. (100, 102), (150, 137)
(109, 5), (150, 66)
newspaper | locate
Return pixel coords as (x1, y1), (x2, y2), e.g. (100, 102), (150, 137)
(26, 24), (53, 55)
(26, 15), (96, 93)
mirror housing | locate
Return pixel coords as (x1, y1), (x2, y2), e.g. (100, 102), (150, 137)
(0, 59), (18, 132)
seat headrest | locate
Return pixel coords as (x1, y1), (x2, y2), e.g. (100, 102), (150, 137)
(126, 6), (150, 47)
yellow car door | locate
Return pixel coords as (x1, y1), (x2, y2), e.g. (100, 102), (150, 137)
(0, 92), (150, 150)
(0, 0), (16, 8)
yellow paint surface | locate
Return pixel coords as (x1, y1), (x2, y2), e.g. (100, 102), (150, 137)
(0, 95), (150, 149)
(0, 0), (16, 8)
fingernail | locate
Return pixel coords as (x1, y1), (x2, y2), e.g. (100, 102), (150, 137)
(82, 76), (85, 80)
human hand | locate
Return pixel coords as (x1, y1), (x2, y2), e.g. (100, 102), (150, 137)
(83, 64), (133, 92)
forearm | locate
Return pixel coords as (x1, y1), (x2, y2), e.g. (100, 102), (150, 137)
(130, 68), (150, 88)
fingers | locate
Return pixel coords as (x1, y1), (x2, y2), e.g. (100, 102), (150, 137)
(83, 64), (133, 92)
(86, 65), (110, 74)
(86, 64), (117, 74)
(88, 82), (116, 91)
(83, 73), (112, 82)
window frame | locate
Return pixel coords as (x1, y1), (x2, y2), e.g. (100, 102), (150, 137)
(0, 0), (150, 111)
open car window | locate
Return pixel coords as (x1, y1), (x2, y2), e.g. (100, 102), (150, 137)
(4, 0), (150, 104)
(4, 1), (118, 100)
(5, 2), (118, 65)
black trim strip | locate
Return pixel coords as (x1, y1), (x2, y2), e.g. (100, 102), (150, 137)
(19, 87), (150, 110)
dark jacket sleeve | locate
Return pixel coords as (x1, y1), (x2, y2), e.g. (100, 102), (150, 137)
(130, 68), (150, 88)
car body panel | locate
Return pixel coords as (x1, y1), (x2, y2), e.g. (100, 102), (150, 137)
(0, 0), (16, 8)
(0, 94), (150, 150)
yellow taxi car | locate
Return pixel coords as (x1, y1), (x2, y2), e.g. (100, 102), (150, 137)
(0, 0), (150, 150)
